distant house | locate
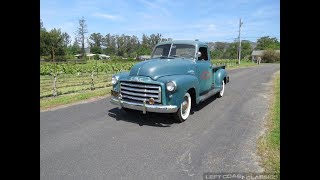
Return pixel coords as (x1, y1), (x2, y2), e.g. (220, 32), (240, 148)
(138, 55), (151, 61)
(74, 47), (92, 59)
(86, 53), (96, 60)
(251, 50), (280, 62)
(98, 54), (110, 60)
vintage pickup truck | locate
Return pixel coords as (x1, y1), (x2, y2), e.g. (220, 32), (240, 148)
(110, 40), (229, 122)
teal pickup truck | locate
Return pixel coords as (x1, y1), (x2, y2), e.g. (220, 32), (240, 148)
(110, 40), (229, 122)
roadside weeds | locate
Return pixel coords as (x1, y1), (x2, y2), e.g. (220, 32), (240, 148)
(257, 71), (280, 174)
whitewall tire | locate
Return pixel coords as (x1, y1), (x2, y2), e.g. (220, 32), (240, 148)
(218, 80), (225, 98)
(174, 92), (192, 123)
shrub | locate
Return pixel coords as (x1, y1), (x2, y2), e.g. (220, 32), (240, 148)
(262, 50), (280, 63)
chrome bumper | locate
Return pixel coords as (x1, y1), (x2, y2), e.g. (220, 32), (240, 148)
(110, 97), (178, 114)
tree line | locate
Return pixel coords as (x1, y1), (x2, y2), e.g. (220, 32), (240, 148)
(40, 17), (280, 62)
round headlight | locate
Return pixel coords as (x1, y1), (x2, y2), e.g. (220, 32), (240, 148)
(166, 81), (177, 92)
(111, 76), (119, 85)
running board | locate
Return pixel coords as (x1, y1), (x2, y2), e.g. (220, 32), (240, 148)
(199, 88), (221, 102)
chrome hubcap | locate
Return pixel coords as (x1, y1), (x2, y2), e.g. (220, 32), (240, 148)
(182, 98), (188, 114)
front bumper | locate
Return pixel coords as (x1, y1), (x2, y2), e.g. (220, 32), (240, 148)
(110, 97), (178, 114)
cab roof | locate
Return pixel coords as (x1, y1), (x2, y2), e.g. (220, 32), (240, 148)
(156, 40), (208, 47)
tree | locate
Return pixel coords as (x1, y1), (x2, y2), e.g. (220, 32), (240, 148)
(240, 40), (253, 59)
(89, 33), (103, 47)
(224, 42), (238, 59)
(45, 28), (64, 61)
(40, 19), (49, 56)
(69, 37), (81, 55)
(103, 33), (116, 55)
(149, 33), (162, 49)
(262, 50), (280, 63)
(255, 36), (280, 50)
(128, 35), (139, 57)
(211, 42), (227, 59)
(211, 49), (223, 59)
(62, 32), (71, 47)
(89, 33), (104, 54)
(77, 17), (88, 58)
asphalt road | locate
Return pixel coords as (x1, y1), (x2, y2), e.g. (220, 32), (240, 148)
(40, 64), (280, 179)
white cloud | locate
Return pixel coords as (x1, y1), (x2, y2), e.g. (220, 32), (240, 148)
(139, 0), (170, 16)
(93, 13), (122, 20)
(252, 6), (279, 19)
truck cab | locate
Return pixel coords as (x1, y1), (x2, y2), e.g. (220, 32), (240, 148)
(110, 40), (229, 122)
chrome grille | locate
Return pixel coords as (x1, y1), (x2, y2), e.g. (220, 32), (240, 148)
(120, 82), (162, 103)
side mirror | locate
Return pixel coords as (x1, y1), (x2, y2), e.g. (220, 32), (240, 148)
(196, 52), (202, 58)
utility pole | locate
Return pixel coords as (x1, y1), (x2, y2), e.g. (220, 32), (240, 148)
(238, 18), (243, 64)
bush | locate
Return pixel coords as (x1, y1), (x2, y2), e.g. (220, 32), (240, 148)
(262, 50), (280, 63)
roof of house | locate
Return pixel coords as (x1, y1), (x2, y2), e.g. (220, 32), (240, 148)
(252, 50), (280, 56)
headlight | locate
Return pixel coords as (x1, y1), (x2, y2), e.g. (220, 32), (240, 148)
(111, 76), (119, 85)
(166, 81), (177, 92)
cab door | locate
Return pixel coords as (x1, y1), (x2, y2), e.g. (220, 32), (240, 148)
(196, 46), (212, 94)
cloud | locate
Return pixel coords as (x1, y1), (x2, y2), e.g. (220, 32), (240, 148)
(93, 13), (122, 20)
(139, 0), (170, 16)
(252, 6), (279, 19)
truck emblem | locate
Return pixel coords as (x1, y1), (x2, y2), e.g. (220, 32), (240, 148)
(129, 76), (144, 82)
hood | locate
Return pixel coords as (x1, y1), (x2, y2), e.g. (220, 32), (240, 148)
(129, 58), (194, 80)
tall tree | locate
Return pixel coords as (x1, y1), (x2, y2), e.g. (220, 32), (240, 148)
(255, 36), (280, 50)
(89, 33), (104, 54)
(62, 32), (71, 47)
(70, 37), (81, 55)
(45, 28), (64, 61)
(89, 33), (103, 47)
(240, 40), (253, 59)
(77, 17), (88, 58)
(103, 33), (117, 55)
(40, 19), (48, 56)
(149, 33), (162, 49)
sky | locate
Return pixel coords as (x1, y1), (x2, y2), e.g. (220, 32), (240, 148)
(40, 0), (280, 44)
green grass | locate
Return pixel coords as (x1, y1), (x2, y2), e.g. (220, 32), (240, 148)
(40, 87), (112, 111)
(258, 72), (280, 174)
(226, 61), (258, 69)
(211, 59), (257, 69)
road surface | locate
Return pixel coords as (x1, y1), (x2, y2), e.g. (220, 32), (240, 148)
(40, 64), (280, 179)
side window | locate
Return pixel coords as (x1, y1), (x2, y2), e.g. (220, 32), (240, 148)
(198, 47), (208, 60)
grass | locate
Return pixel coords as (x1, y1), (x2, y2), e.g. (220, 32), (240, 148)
(257, 71), (280, 174)
(226, 61), (258, 69)
(40, 87), (112, 111)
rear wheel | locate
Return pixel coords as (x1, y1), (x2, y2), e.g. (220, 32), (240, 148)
(174, 92), (192, 123)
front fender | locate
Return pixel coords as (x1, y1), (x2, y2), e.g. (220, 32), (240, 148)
(157, 75), (199, 107)
(112, 71), (130, 91)
(215, 69), (228, 88)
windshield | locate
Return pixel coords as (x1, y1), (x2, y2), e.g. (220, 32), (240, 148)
(151, 44), (196, 59)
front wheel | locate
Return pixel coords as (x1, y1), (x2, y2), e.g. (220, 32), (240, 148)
(174, 92), (192, 123)
(217, 80), (225, 98)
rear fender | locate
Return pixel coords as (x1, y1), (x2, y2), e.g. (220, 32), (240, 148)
(215, 69), (227, 89)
